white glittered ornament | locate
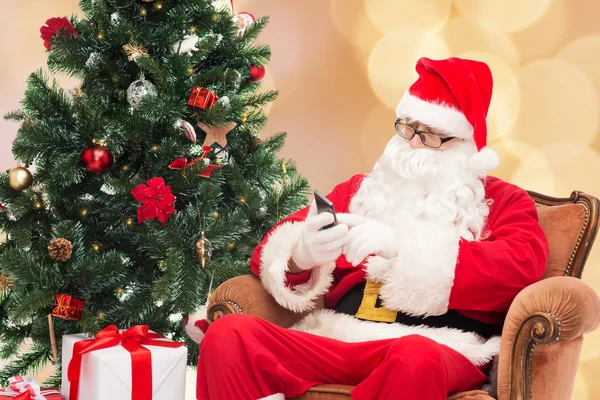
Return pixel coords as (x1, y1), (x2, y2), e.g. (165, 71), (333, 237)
(170, 34), (199, 56)
(126, 78), (157, 109)
(232, 12), (255, 35)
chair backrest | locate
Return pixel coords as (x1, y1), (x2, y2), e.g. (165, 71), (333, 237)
(528, 190), (600, 279)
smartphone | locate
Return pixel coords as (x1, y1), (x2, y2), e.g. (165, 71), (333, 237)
(314, 190), (338, 230)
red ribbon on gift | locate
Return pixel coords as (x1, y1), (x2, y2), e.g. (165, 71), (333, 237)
(67, 325), (184, 400)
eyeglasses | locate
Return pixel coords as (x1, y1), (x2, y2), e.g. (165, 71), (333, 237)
(394, 118), (457, 149)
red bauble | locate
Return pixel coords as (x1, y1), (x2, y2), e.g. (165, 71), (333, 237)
(248, 65), (265, 82)
(81, 144), (113, 175)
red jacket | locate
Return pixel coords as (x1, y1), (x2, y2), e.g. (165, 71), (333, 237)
(250, 174), (549, 327)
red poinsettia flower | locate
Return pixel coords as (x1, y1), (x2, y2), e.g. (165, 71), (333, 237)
(40, 17), (78, 51)
(131, 177), (176, 224)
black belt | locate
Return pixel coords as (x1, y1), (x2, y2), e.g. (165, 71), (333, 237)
(335, 282), (501, 339)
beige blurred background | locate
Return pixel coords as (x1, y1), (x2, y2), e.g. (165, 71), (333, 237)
(2, 0), (600, 398)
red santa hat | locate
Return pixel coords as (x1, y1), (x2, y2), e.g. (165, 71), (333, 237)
(396, 57), (499, 176)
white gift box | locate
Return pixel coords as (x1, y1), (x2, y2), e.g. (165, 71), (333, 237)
(61, 332), (187, 400)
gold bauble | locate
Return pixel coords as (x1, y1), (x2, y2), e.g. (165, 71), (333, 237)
(121, 164), (130, 173)
(211, 211), (220, 220)
(211, 14), (220, 22)
(8, 166), (33, 191)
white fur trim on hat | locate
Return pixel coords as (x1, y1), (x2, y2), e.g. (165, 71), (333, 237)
(259, 221), (336, 313)
(470, 147), (500, 178)
(396, 92), (474, 140)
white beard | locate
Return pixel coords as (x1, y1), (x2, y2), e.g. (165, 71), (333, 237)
(349, 135), (490, 241)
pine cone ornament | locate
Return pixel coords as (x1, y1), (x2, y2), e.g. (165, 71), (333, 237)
(0, 273), (13, 291)
(48, 238), (73, 261)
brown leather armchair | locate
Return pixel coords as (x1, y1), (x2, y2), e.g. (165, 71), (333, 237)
(203, 191), (600, 400)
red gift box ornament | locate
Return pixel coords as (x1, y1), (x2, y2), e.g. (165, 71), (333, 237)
(51, 294), (85, 320)
(67, 325), (184, 400)
(2, 375), (62, 399)
(188, 87), (218, 109)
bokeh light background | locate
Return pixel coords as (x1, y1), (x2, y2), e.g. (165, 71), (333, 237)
(2, 0), (600, 398)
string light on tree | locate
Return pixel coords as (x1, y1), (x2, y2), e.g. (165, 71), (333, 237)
(33, 199), (43, 209)
(226, 241), (236, 251)
(150, 144), (160, 152)
(91, 242), (102, 253)
(114, 287), (124, 297)
(120, 164), (131, 173)
(125, 217), (135, 227)
(97, 311), (105, 319)
(79, 208), (89, 217)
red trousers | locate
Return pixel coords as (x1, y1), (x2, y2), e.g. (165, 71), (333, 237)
(197, 314), (488, 400)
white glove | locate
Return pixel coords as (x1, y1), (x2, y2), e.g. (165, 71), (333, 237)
(336, 214), (398, 266)
(291, 201), (349, 270)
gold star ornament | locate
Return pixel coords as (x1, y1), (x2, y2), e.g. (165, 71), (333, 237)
(197, 121), (237, 148)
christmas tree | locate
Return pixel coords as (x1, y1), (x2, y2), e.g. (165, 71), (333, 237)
(0, 0), (309, 385)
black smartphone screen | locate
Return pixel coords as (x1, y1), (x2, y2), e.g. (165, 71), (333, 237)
(314, 190), (338, 229)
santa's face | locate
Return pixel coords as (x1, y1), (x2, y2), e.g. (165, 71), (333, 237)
(349, 125), (490, 241)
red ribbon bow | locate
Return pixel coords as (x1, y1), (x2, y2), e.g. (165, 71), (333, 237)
(67, 325), (183, 400)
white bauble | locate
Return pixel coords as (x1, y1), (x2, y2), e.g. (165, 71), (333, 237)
(126, 79), (157, 109)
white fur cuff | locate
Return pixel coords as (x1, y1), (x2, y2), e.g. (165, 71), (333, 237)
(377, 222), (461, 317)
(259, 221), (336, 313)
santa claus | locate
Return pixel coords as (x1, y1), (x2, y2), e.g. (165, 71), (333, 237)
(190, 57), (550, 400)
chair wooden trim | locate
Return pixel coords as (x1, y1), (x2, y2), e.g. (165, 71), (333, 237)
(511, 190), (600, 400)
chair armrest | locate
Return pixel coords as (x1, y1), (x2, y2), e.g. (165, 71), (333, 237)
(497, 276), (600, 400)
(207, 274), (321, 329)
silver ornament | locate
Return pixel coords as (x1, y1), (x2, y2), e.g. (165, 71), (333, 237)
(126, 79), (157, 109)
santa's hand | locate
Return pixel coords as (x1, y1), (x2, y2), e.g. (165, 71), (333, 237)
(291, 201), (349, 270)
(336, 214), (398, 266)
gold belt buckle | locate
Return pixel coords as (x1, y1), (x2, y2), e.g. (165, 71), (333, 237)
(355, 280), (398, 323)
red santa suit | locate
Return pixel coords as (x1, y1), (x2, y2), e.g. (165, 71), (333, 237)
(195, 57), (550, 400)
